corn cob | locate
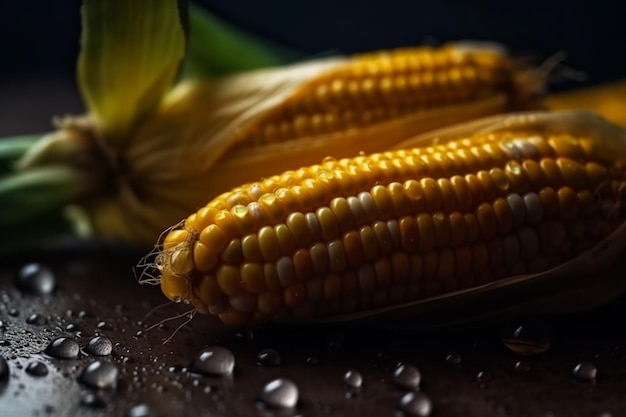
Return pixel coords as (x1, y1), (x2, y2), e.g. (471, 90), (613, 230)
(16, 42), (542, 251)
(141, 110), (626, 327)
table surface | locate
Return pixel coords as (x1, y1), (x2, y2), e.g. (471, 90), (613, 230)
(1, 243), (626, 417)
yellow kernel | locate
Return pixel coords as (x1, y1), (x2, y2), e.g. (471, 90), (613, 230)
(323, 274), (342, 300)
(316, 206), (340, 241)
(263, 262), (282, 292)
(293, 248), (314, 281)
(198, 224), (228, 252)
(309, 242), (329, 275)
(416, 213), (435, 252)
(161, 274), (188, 302)
(241, 234), (263, 262)
(240, 263), (266, 294)
(258, 226), (281, 261)
(163, 230), (189, 250)
(476, 202), (497, 240)
(359, 225), (379, 261)
(196, 275), (224, 306)
(193, 241), (218, 272)
(218, 307), (250, 327)
(432, 212), (450, 248)
(214, 210), (238, 237)
(557, 186), (578, 220)
(421, 178), (442, 211)
(216, 265), (243, 296)
(284, 282), (308, 309)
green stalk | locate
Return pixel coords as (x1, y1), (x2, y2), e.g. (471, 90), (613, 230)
(183, 4), (301, 77)
(0, 165), (97, 227)
(0, 135), (42, 174)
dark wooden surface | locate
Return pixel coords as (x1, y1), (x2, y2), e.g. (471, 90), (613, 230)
(1, 244), (626, 417)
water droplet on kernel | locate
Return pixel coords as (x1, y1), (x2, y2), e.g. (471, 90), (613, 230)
(190, 347), (235, 376)
(26, 361), (48, 377)
(393, 364), (421, 389)
(256, 349), (281, 367)
(84, 336), (113, 356)
(573, 361), (597, 381)
(78, 361), (119, 389)
(259, 378), (299, 408)
(397, 392), (433, 416)
(15, 263), (55, 295)
(502, 320), (551, 355)
(45, 337), (80, 359)
(343, 370), (363, 389)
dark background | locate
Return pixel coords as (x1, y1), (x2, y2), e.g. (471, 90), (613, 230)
(0, 0), (625, 135)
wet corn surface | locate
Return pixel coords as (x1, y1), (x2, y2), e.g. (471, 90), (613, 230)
(2, 243), (626, 417)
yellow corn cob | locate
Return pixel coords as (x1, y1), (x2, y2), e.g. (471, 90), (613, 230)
(142, 110), (626, 327)
(233, 42), (540, 147)
(547, 78), (626, 127)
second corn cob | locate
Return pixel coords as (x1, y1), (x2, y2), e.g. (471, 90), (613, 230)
(142, 110), (626, 326)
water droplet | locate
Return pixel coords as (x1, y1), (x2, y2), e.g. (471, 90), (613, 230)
(259, 378), (299, 409)
(0, 320), (5, 330)
(393, 364), (421, 389)
(306, 356), (319, 365)
(0, 340), (9, 347)
(26, 361), (48, 377)
(45, 337), (80, 359)
(573, 361), (597, 381)
(502, 319), (551, 355)
(126, 404), (163, 417)
(15, 263), (55, 295)
(26, 313), (46, 325)
(84, 336), (113, 356)
(514, 361), (530, 373)
(65, 323), (78, 332)
(343, 370), (363, 389)
(0, 356), (9, 380)
(96, 321), (113, 330)
(256, 348), (281, 367)
(80, 393), (107, 409)
(78, 361), (119, 389)
(397, 392), (433, 416)
(444, 352), (462, 365)
(190, 347), (235, 376)
(8, 308), (18, 317)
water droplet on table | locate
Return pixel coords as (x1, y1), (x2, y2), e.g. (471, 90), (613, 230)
(45, 337), (80, 359)
(26, 313), (46, 325)
(397, 392), (432, 417)
(15, 263), (55, 295)
(84, 336), (113, 356)
(126, 403), (163, 417)
(343, 370), (363, 389)
(80, 393), (107, 409)
(96, 321), (113, 330)
(502, 319), (551, 355)
(78, 361), (119, 389)
(190, 346), (235, 376)
(26, 361), (48, 377)
(256, 349), (281, 367)
(444, 352), (462, 365)
(393, 364), (421, 389)
(259, 378), (299, 408)
(514, 361), (530, 373)
(573, 361), (597, 381)
(0, 356), (9, 380)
